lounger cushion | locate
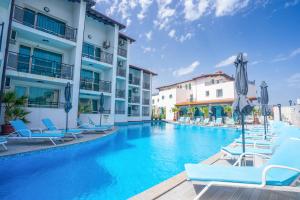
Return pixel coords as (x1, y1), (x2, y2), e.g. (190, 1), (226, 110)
(185, 164), (263, 184)
(30, 133), (64, 138)
(222, 146), (273, 156)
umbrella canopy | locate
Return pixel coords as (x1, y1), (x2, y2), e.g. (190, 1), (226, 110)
(64, 82), (72, 113)
(232, 53), (253, 154)
(64, 82), (72, 132)
(260, 81), (269, 139)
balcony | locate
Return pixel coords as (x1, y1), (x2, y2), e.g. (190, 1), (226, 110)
(129, 77), (140, 85)
(117, 67), (126, 77)
(142, 107), (150, 116)
(118, 47), (127, 58)
(27, 100), (64, 109)
(80, 79), (111, 93)
(7, 51), (73, 80)
(82, 50), (113, 66)
(143, 82), (150, 90)
(116, 89), (126, 99)
(142, 98), (150, 105)
(13, 5), (77, 42)
(129, 96), (140, 104)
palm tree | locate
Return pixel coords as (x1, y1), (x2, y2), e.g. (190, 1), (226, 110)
(187, 106), (196, 119)
(223, 105), (233, 117)
(171, 106), (180, 121)
(200, 106), (209, 118)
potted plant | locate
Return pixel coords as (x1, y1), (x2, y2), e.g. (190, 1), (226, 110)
(1, 91), (30, 134)
(171, 106), (180, 121)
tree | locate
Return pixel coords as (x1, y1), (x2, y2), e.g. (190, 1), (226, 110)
(187, 106), (196, 119)
(171, 106), (180, 121)
(223, 105), (233, 117)
(200, 106), (209, 118)
(2, 91), (30, 124)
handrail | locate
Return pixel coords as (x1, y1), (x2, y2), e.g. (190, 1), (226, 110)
(7, 51), (74, 80)
(117, 67), (126, 77)
(82, 42), (113, 65)
(13, 5), (77, 41)
(80, 78), (112, 93)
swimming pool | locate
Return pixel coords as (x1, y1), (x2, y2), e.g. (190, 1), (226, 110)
(0, 122), (240, 200)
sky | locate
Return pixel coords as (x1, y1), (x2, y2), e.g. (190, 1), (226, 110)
(93, 0), (300, 105)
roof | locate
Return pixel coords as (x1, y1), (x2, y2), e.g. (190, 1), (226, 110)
(175, 97), (257, 106)
(86, 8), (126, 30)
(129, 64), (158, 76)
(69, 0), (96, 6)
(119, 32), (135, 43)
(157, 71), (234, 90)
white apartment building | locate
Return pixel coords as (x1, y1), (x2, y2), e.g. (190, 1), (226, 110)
(152, 71), (257, 121)
(0, 0), (156, 129)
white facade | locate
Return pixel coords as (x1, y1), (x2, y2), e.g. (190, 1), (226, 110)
(152, 71), (257, 121)
(0, 0), (156, 129)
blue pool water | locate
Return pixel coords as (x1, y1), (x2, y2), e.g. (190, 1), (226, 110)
(0, 122), (240, 200)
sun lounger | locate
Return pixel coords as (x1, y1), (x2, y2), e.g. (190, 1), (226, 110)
(0, 137), (7, 150)
(202, 118), (209, 125)
(215, 118), (223, 126)
(185, 138), (300, 200)
(42, 118), (83, 139)
(77, 119), (112, 132)
(9, 120), (65, 145)
(88, 117), (113, 129)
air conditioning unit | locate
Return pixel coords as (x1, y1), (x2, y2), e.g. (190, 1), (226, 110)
(10, 30), (17, 45)
(103, 40), (110, 49)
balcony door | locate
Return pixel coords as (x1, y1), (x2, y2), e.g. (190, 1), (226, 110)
(32, 48), (62, 78)
(37, 13), (66, 36)
(18, 45), (31, 73)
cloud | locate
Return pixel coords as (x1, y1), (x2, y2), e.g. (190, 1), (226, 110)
(137, 0), (153, 21)
(285, 0), (300, 8)
(173, 61), (200, 76)
(249, 60), (263, 65)
(168, 29), (176, 38)
(272, 48), (300, 62)
(142, 46), (156, 53)
(215, 53), (248, 67)
(287, 73), (300, 88)
(215, 0), (250, 17)
(126, 18), (132, 26)
(145, 31), (153, 40)
(179, 33), (192, 42)
(183, 0), (210, 21)
(215, 55), (236, 68)
(154, 0), (176, 30)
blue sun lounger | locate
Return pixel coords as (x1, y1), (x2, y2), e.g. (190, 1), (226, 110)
(10, 120), (65, 145)
(185, 138), (300, 200)
(0, 137), (7, 150)
(42, 118), (83, 139)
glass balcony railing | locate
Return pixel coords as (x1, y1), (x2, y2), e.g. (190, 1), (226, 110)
(142, 98), (150, 105)
(13, 5), (77, 41)
(142, 107), (150, 116)
(7, 51), (73, 80)
(117, 67), (126, 77)
(143, 82), (150, 90)
(82, 42), (113, 65)
(115, 109), (125, 114)
(80, 79), (111, 93)
(128, 96), (140, 104)
(116, 89), (125, 99)
(129, 77), (140, 85)
(118, 47), (127, 58)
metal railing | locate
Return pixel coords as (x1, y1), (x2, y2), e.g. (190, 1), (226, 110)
(129, 96), (140, 104)
(7, 51), (74, 80)
(117, 67), (126, 77)
(129, 77), (140, 85)
(0, 22), (4, 51)
(143, 82), (150, 90)
(13, 5), (77, 41)
(80, 79), (111, 93)
(116, 89), (125, 99)
(115, 109), (125, 114)
(82, 50), (113, 65)
(142, 98), (150, 105)
(118, 47), (127, 57)
(128, 111), (140, 117)
(27, 100), (64, 108)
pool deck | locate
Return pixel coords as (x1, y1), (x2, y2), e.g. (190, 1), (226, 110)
(130, 151), (300, 200)
(0, 128), (117, 157)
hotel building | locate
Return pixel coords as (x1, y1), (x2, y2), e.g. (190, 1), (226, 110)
(152, 71), (257, 121)
(0, 0), (156, 128)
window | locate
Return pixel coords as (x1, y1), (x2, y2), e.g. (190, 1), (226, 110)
(206, 91), (209, 97)
(211, 79), (215, 84)
(169, 94), (172, 99)
(28, 87), (59, 107)
(189, 94), (193, 102)
(216, 89), (223, 97)
(23, 8), (35, 27)
(152, 99), (155, 104)
(15, 86), (27, 98)
(189, 83), (191, 90)
(157, 99), (159, 102)
(185, 84), (188, 90)
(37, 13), (66, 36)
(162, 95), (164, 100)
